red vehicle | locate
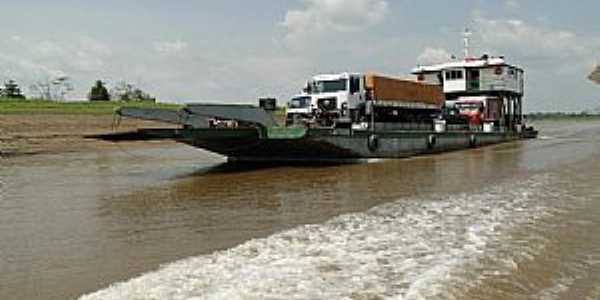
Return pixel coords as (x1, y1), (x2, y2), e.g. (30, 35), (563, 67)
(454, 97), (502, 126)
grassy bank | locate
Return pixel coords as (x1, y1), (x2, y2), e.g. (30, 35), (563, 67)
(0, 99), (182, 115)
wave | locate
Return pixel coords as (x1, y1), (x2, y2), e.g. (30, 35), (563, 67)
(81, 173), (565, 300)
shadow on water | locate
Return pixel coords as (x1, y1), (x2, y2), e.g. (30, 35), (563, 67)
(175, 142), (528, 180)
(179, 160), (358, 177)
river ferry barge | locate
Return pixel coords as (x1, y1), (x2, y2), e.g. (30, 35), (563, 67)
(100, 49), (537, 162)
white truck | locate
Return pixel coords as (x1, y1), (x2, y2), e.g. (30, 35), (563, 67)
(285, 94), (313, 126)
(286, 72), (364, 126)
(286, 72), (444, 126)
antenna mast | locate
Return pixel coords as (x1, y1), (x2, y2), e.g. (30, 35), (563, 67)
(463, 28), (472, 59)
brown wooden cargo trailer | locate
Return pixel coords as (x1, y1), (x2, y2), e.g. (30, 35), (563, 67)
(365, 73), (445, 108)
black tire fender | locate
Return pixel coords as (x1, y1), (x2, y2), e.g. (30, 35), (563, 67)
(469, 134), (477, 147)
(427, 134), (437, 149)
(367, 134), (379, 152)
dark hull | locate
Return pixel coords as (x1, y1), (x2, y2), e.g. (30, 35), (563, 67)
(153, 128), (532, 162)
(104, 104), (537, 163)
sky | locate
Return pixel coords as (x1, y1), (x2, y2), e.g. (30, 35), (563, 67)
(0, 0), (599, 112)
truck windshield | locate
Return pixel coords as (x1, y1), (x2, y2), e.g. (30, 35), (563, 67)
(457, 103), (483, 113)
(289, 96), (311, 108)
(311, 79), (347, 94)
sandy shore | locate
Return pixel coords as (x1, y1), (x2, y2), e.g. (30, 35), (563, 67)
(0, 114), (176, 158)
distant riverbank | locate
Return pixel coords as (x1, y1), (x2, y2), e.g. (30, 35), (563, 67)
(0, 99), (290, 158)
(0, 99), (183, 157)
(527, 112), (600, 121)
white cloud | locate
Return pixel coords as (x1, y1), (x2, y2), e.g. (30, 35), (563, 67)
(32, 37), (112, 72)
(474, 15), (599, 62)
(72, 50), (106, 72)
(468, 14), (600, 80)
(154, 40), (188, 55)
(282, 0), (388, 45)
(466, 12), (600, 111)
(0, 52), (64, 78)
(79, 36), (112, 57)
(417, 47), (452, 65)
(36, 40), (68, 57)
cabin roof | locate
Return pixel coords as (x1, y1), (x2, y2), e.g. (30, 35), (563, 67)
(412, 56), (523, 74)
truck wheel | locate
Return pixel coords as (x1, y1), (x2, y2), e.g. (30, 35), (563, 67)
(367, 134), (379, 152)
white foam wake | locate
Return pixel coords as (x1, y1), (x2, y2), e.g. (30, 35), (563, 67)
(81, 174), (563, 300)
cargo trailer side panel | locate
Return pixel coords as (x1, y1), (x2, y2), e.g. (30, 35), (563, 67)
(365, 74), (445, 107)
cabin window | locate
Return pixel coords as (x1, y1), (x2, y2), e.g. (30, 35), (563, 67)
(467, 69), (480, 80)
(445, 70), (464, 81)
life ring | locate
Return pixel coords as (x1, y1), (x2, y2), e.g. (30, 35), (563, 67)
(469, 134), (477, 147)
(367, 134), (379, 152)
(427, 134), (437, 149)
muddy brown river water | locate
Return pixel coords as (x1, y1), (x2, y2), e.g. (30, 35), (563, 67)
(1, 120), (600, 300)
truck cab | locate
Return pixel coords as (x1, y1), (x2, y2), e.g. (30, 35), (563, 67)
(450, 96), (503, 128)
(305, 72), (365, 114)
(454, 100), (484, 126)
(285, 94), (313, 126)
(286, 72), (365, 126)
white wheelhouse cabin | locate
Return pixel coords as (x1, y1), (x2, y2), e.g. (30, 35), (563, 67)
(412, 55), (525, 131)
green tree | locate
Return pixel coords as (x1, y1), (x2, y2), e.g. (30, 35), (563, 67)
(89, 80), (110, 101)
(111, 81), (156, 102)
(1, 80), (26, 99)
